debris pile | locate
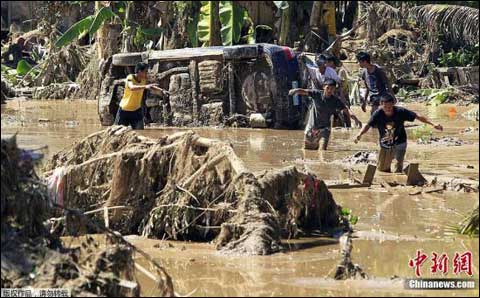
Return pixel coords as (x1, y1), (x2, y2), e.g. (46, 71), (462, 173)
(416, 136), (473, 146)
(339, 151), (378, 166)
(463, 106), (479, 121)
(1, 136), (173, 296)
(45, 126), (347, 255)
(459, 127), (479, 134)
(1, 80), (15, 103)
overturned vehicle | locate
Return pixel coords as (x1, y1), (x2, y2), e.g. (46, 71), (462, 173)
(98, 44), (303, 129)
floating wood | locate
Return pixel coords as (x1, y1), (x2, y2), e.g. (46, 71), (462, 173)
(327, 183), (371, 189)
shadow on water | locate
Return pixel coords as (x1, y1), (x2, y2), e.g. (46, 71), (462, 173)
(284, 237), (339, 252)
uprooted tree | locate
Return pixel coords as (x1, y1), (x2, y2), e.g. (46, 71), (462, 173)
(45, 126), (348, 255)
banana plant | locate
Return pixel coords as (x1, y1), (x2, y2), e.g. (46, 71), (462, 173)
(197, 1), (222, 46)
(196, 1), (251, 47)
(219, 1), (249, 46)
(55, 6), (117, 48)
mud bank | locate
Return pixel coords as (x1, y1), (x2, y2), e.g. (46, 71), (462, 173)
(0, 136), (173, 296)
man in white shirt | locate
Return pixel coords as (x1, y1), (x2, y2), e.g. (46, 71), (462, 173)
(303, 54), (342, 89)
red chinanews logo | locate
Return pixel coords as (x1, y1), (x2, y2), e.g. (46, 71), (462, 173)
(408, 250), (473, 277)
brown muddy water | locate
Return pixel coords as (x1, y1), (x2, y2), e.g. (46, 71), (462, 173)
(2, 99), (479, 297)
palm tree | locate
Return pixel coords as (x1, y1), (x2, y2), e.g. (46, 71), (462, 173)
(410, 4), (479, 46)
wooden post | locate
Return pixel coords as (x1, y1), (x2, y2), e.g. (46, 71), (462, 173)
(189, 60), (199, 121)
(362, 164), (376, 186)
(405, 163), (427, 186)
(228, 62), (236, 116)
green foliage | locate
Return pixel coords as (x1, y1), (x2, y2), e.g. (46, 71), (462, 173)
(340, 208), (359, 225)
(428, 89), (453, 106)
(219, 1), (249, 46)
(197, 1), (252, 46)
(412, 124), (433, 141)
(448, 205), (479, 237)
(1, 64), (18, 85)
(88, 7), (117, 40)
(55, 6), (120, 48)
(55, 16), (95, 48)
(16, 60), (34, 76)
(132, 27), (162, 49)
(198, 1), (215, 46)
(438, 45), (479, 67)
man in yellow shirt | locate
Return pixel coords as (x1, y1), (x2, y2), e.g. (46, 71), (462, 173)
(114, 62), (165, 129)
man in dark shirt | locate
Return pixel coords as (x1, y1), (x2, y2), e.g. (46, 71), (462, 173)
(357, 52), (395, 115)
(354, 94), (443, 172)
(289, 80), (361, 150)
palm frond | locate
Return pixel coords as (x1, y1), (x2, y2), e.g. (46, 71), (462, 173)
(410, 4), (479, 46)
(360, 1), (405, 41)
(458, 205), (479, 236)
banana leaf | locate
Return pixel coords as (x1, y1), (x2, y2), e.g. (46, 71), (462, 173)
(198, 1), (215, 46)
(16, 59), (34, 76)
(55, 16), (95, 48)
(219, 1), (248, 46)
(89, 7), (117, 37)
(428, 89), (452, 106)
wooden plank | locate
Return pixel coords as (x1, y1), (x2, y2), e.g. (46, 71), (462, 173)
(362, 164), (377, 185)
(327, 183), (370, 189)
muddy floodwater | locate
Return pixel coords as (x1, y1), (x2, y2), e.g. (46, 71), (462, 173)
(2, 99), (479, 296)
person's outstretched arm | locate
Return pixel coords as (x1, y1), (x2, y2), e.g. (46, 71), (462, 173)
(342, 108), (362, 128)
(354, 124), (371, 143)
(289, 88), (312, 97)
(416, 114), (443, 131)
(127, 80), (157, 91)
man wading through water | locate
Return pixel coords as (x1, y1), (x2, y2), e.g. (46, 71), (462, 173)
(357, 51), (396, 115)
(289, 80), (361, 150)
(114, 62), (167, 129)
(354, 94), (443, 172)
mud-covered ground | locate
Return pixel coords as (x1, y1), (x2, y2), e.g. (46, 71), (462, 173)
(1, 99), (479, 296)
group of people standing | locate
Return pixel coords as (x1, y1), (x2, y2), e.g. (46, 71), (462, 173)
(290, 51), (443, 173)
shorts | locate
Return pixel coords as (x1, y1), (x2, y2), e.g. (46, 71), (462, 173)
(369, 95), (382, 115)
(377, 142), (407, 173)
(114, 108), (144, 130)
(304, 127), (331, 150)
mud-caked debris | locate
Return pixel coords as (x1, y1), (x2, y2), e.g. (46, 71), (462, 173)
(1, 136), (173, 296)
(416, 136), (473, 146)
(340, 151), (378, 166)
(44, 126), (347, 255)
